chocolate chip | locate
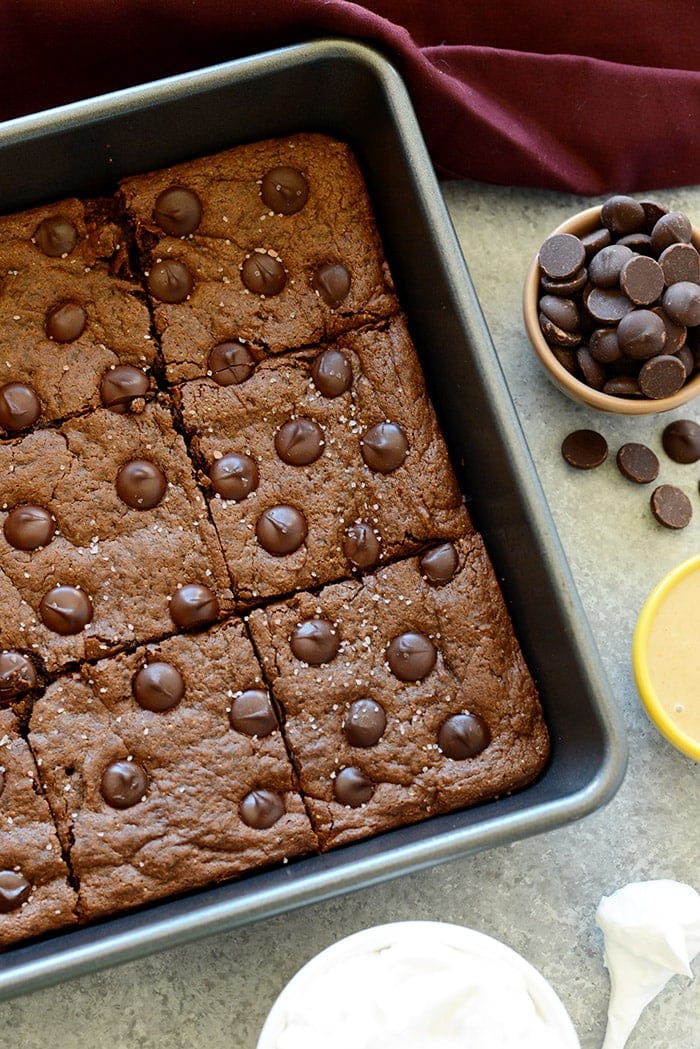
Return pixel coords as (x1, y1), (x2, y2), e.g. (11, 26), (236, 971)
(116, 460), (167, 510)
(561, 429), (608, 469)
(0, 651), (37, 700)
(147, 259), (193, 303)
(658, 242), (700, 285)
(311, 348), (352, 397)
(360, 422), (408, 473)
(343, 699), (386, 748)
(540, 312), (581, 349)
(589, 328), (622, 364)
(100, 759), (148, 809)
(343, 520), (381, 570)
(208, 342), (255, 386)
(311, 262), (351, 307)
(540, 267), (587, 296)
(3, 505), (55, 550)
(639, 199), (669, 228)
(275, 417), (325, 466)
(100, 365), (149, 413)
(538, 295), (580, 333)
(438, 713), (491, 759)
(584, 286), (634, 325)
(662, 281), (700, 326)
(650, 212), (692, 253)
(255, 505), (307, 555)
(0, 870), (31, 913)
(241, 252), (286, 296)
(576, 347), (606, 389)
(39, 586), (93, 635)
(0, 382), (41, 432)
(419, 542), (459, 585)
(538, 234), (586, 280)
(290, 619), (339, 665)
(616, 443), (660, 484)
(333, 767), (375, 807)
(588, 244), (634, 287)
(651, 308), (687, 353)
(600, 195), (646, 235)
(229, 690), (277, 738)
(33, 215), (77, 257)
(239, 789), (285, 828)
(386, 631), (437, 681)
(661, 419), (700, 463)
(581, 227), (611, 258)
(153, 185), (202, 236)
(650, 484), (693, 529)
(169, 583), (219, 629)
(638, 354), (686, 398)
(602, 374), (642, 397)
(45, 300), (87, 342)
(261, 166), (308, 215)
(617, 309), (666, 360)
(209, 453), (259, 501)
(133, 662), (185, 712)
(620, 255), (664, 305)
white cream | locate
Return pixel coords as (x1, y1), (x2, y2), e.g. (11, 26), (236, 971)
(596, 879), (700, 1049)
(257, 922), (579, 1049)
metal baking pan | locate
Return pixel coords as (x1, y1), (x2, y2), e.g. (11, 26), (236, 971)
(0, 37), (627, 998)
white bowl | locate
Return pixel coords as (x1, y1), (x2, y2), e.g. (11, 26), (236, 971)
(257, 920), (580, 1049)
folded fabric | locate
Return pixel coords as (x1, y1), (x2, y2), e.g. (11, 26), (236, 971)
(2, 0), (700, 193)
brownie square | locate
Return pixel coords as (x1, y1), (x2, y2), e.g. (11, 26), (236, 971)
(248, 535), (549, 850)
(0, 401), (233, 672)
(0, 708), (78, 947)
(28, 619), (317, 921)
(176, 315), (469, 603)
(119, 133), (399, 382)
(0, 197), (156, 430)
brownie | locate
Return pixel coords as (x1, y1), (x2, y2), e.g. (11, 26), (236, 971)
(0, 708), (78, 945)
(0, 401), (233, 672)
(0, 197), (156, 429)
(248, 535), (549, 850)
(119, 134), (399, 382)
(175, 315), (470, 603)
(27, 619), (316, 920)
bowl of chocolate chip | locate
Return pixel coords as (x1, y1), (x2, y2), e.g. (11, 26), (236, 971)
(524, 195), (700, 413)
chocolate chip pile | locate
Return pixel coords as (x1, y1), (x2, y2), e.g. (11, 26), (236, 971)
(538, 195), (700, 399)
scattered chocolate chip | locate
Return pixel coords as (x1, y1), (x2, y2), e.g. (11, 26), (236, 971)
(147, 259), (193, 303)
(169, 583), (219, 629)
(209, 453), (259, 501)
(33, 215), (77, 257)
(241, 252), (286, 295)
(419, 542), (459, 585)
(661, 419), (700, 463)
(311, 348), (352, 397)
(100, 759), (148, 809)
(261, 166), (309, 215)
(311, 262), (351, 307)
(290, 618), (339, 665)
(343, 699), (387, 748)
(208, 342), (255, 386)
(0, 382), (41, 432)
(650, 484), (693, 529)
(239, 789), (285, 828)
(255, 505), (307, 555)
(133, 662), (185, 712)
(616, 443), (660, 484)
(638, 354), (686, 398)
(360, 421), (408, 473)
(386, 631), (437, 681)
(333, 766), (375, 807)
(45, 300), (87, 342)
(0, 870), (31, 913)
(116, 460), (167, 510)
(275, 417), (324, 466)
(0, 651), (37, 700)
(538, 233), (586, 280)
(438, 713), (491, 759)
(39, 586), (93, 635)
(229, 689), (277, 737)
(3, 505), (55, 550)
(153, 185), (202, 236)
(343, 520), (381, 570)
(561, 429), (608, 469)
(100, 365), (149, 412)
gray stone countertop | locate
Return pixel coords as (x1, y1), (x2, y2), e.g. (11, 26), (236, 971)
(3, 181), (698, 1049)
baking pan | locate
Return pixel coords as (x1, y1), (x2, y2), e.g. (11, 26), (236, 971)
(0, 37), (627, 998)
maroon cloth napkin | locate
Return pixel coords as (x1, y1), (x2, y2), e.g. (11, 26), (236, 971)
(3, 0), (700, 194)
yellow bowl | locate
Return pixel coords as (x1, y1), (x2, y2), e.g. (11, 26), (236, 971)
(633, 555), (700, 761)
(523, 205), (700, 414)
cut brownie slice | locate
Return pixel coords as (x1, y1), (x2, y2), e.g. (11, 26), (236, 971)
(0, 708), (78, 948)
(0, 197), (156, 430)
(176, 315), (469, 603)
(28, 619), (316, 921)
(0, 401), (232, 671)
(119, 133), (399, 382)
(248, 536), (549, 850)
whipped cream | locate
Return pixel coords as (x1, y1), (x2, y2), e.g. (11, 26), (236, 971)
(258, 922), (578, 1049)
(596, 879), (700, 1049)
